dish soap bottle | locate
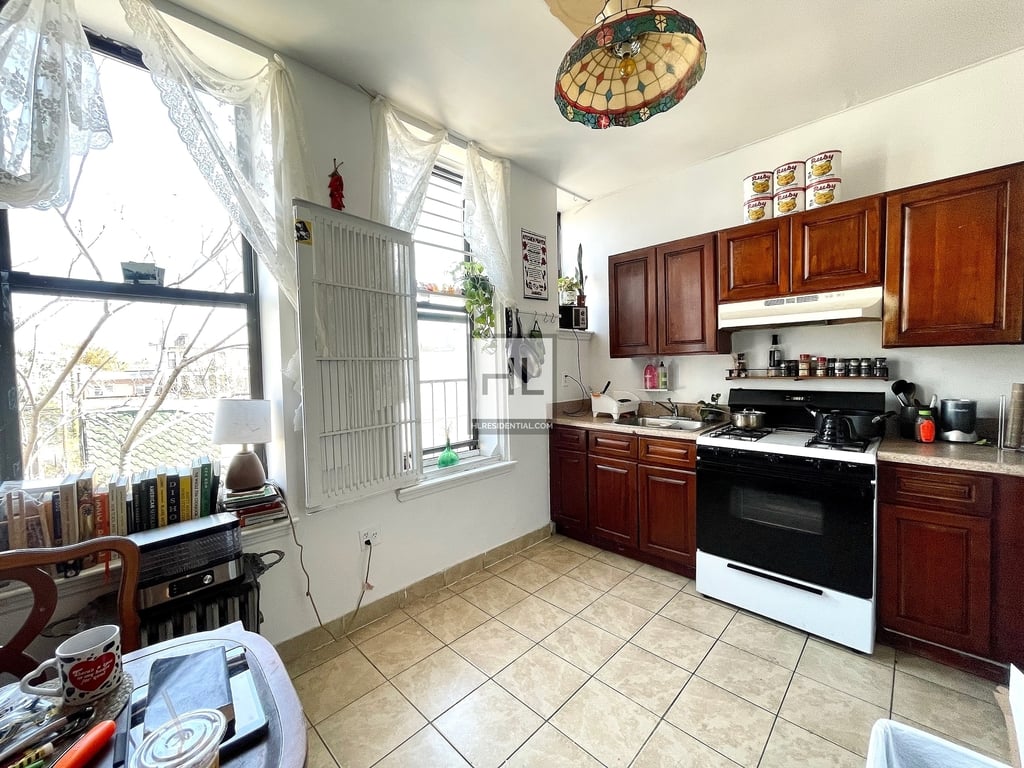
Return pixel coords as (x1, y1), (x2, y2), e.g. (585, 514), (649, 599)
(644, 361), (657, 389)
(768, 334), (783, 371)
(658, 361), (668, 390)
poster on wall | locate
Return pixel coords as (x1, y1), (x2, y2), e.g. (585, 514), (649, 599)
(521, 229), (548, 300)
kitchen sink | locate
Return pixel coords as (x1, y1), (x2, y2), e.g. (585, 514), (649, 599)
(617, 416), (709, 431)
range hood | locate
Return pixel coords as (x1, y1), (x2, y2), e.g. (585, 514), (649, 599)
(718, 286), (883, 329)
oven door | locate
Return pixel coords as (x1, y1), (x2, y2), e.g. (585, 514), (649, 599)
(696, 447), (875, 598)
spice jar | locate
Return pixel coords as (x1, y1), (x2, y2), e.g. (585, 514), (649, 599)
(826, 358), (836, 377)
(835, 358), (847, 377)
(915, 409), (936, 443)
(860, 358), (873, 377)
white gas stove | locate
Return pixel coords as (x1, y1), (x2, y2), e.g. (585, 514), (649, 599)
(697, 424), (881, 464)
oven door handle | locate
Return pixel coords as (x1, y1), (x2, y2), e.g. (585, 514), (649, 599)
(726, 562), (825, 595)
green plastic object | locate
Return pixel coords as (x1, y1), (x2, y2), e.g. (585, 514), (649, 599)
(438, 438), (460, 468)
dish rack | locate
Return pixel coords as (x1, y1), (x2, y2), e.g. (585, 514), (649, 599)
(591, 390), (641, 418)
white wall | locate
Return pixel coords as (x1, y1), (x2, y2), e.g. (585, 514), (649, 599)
(561, 51), (1024, 419)
(246, 61), (560, 643)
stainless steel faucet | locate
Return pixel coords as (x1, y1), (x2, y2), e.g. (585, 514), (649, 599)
(657, 399), (678, 417)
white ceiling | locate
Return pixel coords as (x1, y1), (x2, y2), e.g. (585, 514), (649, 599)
(113, 1), (1024, 204)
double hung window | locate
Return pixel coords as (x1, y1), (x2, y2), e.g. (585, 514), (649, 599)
(0, 36), (261, 483)
(413, 166), (478, 461)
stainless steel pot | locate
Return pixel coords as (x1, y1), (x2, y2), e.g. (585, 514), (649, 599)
(731, 409), (766, 430)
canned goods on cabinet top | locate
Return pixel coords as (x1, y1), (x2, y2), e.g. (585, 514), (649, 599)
(807, 178), (842, 209)
(743, 172), (773, 200)
(743, 196), (773, 223)
(806, 150), (842, 184)
(774, 161), (805, 190)
(773, 187), (805, 217)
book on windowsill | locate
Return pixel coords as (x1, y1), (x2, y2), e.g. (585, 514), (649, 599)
(144, 646), (235, 736)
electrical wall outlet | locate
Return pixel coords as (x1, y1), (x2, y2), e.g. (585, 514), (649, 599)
(358, 526), (381, 549)
(562, 373), (571, 388)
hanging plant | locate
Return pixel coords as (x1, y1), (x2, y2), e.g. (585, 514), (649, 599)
(451, 260), (496, 340)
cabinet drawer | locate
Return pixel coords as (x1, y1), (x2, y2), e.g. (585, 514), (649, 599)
(589, 431), (638, 459)
(878, 465), (993, 515)
(639, 437), (696, 469)
(551, 425), (587, 452)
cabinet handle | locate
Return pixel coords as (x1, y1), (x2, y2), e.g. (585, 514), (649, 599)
(726, 562), (824, 595)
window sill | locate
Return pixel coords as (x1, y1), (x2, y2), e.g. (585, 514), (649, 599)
(397, 458), (518, 502)
(557, 329), (593, 342)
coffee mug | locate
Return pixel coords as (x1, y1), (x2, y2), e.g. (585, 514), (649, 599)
(20, 624), (123, 706)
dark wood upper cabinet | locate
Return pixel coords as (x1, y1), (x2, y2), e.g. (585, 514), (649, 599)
(883, 163), (1024, 347)
(608, 235), (726, 357)
(717, 217), (791, 302)
(608, 248), (658, 357)
(791, 195), (883, 294)
(657, 234), (726, 354)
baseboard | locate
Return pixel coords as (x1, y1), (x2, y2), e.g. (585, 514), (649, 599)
(275, 522), (553, 662)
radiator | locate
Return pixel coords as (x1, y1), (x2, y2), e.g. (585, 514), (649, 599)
(294, 202), (421, 508)
(138, 552), (265, 646)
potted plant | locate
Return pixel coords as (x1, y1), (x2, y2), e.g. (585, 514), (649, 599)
(557, 275), (581, 306)
(574, 244), (587, 306)
(451, 260), (495, 340)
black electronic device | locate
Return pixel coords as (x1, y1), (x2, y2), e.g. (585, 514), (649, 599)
(559, 304), (588, 330)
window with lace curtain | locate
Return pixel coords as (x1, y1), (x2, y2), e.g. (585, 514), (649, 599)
(0, 35), (262, 483)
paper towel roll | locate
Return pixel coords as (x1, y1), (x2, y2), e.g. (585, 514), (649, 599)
(1006, 382), (1024, 449)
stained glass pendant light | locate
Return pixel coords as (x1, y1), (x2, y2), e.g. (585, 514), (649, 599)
(554, 0), (706, 129)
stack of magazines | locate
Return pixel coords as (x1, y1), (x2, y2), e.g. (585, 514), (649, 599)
(219, 484), (288, 529)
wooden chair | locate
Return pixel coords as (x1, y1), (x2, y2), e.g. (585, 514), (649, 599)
(0, 536), (141, 678)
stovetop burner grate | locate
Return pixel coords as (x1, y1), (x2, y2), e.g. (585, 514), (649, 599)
(804, 436), (870, 453)
(709, 425), (772, 441)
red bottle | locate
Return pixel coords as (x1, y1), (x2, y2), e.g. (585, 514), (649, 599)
(644, 362), (657, 389)
(915, 409), (936, 443)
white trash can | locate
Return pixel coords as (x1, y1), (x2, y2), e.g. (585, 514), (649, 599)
(866, 665), (1022, 768)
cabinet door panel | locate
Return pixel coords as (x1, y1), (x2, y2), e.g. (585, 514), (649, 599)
(878, 465), (992, 516)
(589, 431), (638, 460)
(717, 218), (791, 302)
(791, 196), (883, 293)
(638, 465), (695, 568)
(883, 164), (1024, 346)
(589, 456), (637, 548)
(609, 248), (657, 357)
(879, 503), (991, 655)
(550, 448), (588, 537)
(551, 425), (587, 452)
(638, 437), (695, 469)
(658, 234), (726, 354)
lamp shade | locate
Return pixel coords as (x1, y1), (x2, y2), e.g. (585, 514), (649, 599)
(555, 0), (706, 129)
(212, 399), (272, 445)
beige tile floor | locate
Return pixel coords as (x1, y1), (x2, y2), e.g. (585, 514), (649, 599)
(288, 535), (1012, 768)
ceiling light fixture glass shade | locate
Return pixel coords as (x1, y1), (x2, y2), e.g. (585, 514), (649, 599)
(554, 0), (706, 129)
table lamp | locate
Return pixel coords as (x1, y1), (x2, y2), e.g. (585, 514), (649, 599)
(212, 399), (272, 492)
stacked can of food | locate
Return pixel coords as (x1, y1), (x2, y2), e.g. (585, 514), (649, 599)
(743, 171), (773, 223)
(805, 150), (842, 209)
(772, 161), (805, 217)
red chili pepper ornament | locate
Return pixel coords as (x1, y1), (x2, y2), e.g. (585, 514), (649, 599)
(328, 158), (345, 211)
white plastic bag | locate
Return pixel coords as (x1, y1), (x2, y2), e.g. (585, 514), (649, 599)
(866, 720), (1008, 768)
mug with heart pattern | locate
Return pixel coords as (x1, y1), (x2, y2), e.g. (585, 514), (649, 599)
(20, 624), (123, 706)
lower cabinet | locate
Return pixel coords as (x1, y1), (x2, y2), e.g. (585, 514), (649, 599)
(878, 501), (992, 656)
(638, 465), (697, 569)
(877, 462), (1024, 669)
(550, 425), (696, 575)
(550, 425), (589, 539)
(589, 456), (637, 548)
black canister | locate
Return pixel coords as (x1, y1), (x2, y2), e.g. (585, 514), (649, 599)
(898, 405), (919, 439)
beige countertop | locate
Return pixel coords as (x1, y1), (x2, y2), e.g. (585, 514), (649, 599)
(878, 437), (1024, 477)
(552, 412), (720, 440)
(553, 412), (1024, 477)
